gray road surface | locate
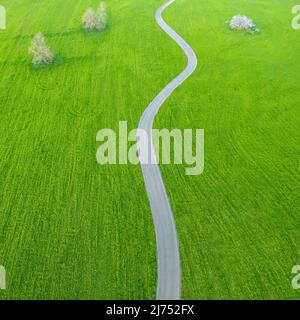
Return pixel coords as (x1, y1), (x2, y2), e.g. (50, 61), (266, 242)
(138, 0), (198, 300)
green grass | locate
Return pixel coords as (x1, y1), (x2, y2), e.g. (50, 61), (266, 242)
(156, 0), (300, 299)
(0, 0), (299, 299)
(0, 0), (182, 299)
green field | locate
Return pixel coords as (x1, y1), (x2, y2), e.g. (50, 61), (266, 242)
(0, 0), (299, 299)
(156, 0), (300, 299)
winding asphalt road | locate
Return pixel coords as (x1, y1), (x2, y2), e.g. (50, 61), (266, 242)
(138, 0), (198, 300)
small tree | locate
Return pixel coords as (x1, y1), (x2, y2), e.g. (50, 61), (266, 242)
(28, 32), (54, 65)
(82, 3), (107, 31)
(95, 2), (107, 30)
(229, 15), (258, 32)
(82, 8), (97, 30)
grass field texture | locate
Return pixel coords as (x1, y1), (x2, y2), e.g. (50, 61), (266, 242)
(0, 0), (177, 299)
(156, 0), (300, 299)
(0, 0), (299, 299)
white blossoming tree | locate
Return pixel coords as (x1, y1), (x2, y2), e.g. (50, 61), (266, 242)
(95, 2), (107, 30)
(82, 8), (97, 30)
(229, 15), (259, 32)
(28, 32), (54, 65)
(82, 3), (107, 31)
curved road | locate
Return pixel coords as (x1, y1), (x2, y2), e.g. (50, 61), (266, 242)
(138, 0), (198, 300)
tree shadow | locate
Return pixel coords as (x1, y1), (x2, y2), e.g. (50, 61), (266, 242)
(14, 25), (110, 41)
(13, 28), (80, 40)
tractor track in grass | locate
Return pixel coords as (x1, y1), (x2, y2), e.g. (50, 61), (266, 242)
(138, 0), (197, 300)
